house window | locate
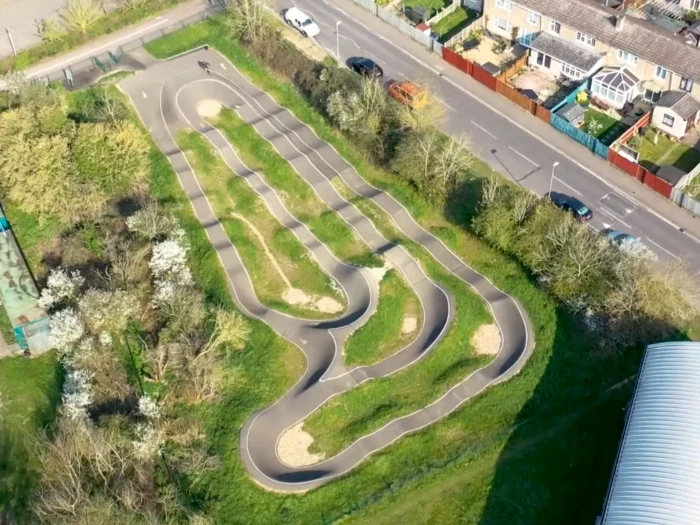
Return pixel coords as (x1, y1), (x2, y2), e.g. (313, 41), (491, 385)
(693, 0), (700, 9)
(680, 77), (694, 92)
(562, 63), (583, 79)
(576, 32), (596, 47)
(643, 89), (661, 103)
(662, 113), (675, 127)
(496, 18), (512, 32)
(527, 11), (540, 25)
(496, 0), (512, 11)
(655, 66), (668, 80)
(617, 50), (638, 66)
(549, 20), (561, 34)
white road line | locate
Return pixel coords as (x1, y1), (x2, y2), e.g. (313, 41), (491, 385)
(439, 98), (457, 112)
(397, 71), (409, 79)
(599, 206), (631, 228)
(29, 17), (170, 78)
(220, 63), (227, 70)
(552, 176), (582, 196)
(646, 237), (680, 260)
(471, 121), (497, 139)
(142, 91), (147, 98)
(508, 146), (538, 166)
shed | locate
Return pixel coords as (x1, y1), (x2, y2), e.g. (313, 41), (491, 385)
(598, 341), (700, 525)
(652, 90), (700, 139)
(557, 102), (586, 126)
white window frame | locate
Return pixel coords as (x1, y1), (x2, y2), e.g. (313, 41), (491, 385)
(576, 32), (596, 47)
(655, 65), (668, 80)
(496, 0), (512, 11)
(549, 20), (561, 34)
(662, 113), (675, 127)
(561, 63), (584, 79)
(617, 50), (638, 66)
(527, 11), (540, 25)
(495, 18), (512, 32)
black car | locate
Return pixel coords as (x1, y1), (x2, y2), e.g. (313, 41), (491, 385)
(547, 192), (593, 222)
(347, 57), (383, 79)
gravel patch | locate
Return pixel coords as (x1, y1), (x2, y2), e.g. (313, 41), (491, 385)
(471, 323), (502, 355)
(277, 422), (326, 467)
(401, 316), (417, 334)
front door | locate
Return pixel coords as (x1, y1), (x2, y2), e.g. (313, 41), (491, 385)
(536, 52), (551, 69)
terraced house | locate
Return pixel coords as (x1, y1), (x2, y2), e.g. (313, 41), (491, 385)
(484, 0), (700, 136)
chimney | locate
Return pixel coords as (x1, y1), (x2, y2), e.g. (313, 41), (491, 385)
(615, 14), (625, 31)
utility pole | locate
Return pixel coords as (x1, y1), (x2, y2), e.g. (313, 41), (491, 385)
(336, 21), (342, 65)
(548, 161), (560, 196)
(5, 27), (17, 57)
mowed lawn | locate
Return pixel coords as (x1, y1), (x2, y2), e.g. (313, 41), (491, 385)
(142, 17), (667, 525)
(636, 132), (700, 173)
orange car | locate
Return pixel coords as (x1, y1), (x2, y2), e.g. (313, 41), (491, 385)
(388, 81), (428, 109)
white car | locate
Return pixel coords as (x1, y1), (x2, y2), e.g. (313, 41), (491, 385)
(283, 7), (320, 38)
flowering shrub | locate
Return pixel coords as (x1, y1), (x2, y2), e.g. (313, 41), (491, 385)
(61, 368), (93, 423)
(150, 238), (194, 308)
(138, 395), (162, 420)
(78, 289), (139, 335)
(49, 307), (85, 353)
(38, 268), (85, 310)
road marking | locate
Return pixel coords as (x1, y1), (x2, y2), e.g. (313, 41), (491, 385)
(220, 63), (227, 70)
(300, 338), (307, 345)
(439, 98), (457, 112)
(29, 17), (170, 78)
(552, 176), (582, 196)
(142, 91), (147, 98)
(646, 237), (680, 260)
(471, 121), (497, 139)
(508, 146), (538, 166)
(599, 206), (631, 228)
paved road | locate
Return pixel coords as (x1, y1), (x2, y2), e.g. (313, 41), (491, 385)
(121, 48), (533, 491)
(283, 0), (700, 268)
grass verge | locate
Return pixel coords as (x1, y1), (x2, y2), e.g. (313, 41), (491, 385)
(177, 128), (346, 319)
(144, 20), (652, 525)
(344, 269), (422, 367)
(211, 109), (381, 268)
(0, 353), (62, 517)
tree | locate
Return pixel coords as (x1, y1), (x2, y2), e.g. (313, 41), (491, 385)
(223, 0), (272, 44)
(61, 0), (103, 36)
(396, 83), (446, 132)
(392, 131), (474, 202)
(38, 18), (65, 43)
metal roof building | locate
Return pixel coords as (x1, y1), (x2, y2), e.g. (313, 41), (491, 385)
(599, 341), (700, 525)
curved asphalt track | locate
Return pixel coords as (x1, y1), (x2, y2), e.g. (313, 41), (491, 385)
(122, 47), (534, 492)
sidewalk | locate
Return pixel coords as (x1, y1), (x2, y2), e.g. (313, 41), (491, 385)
(24, 0), (213, 81)
(334, 0), (700, 241)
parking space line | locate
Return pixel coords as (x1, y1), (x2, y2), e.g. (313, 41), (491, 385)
(552, 176), (582, 196)
(646, 238), (680, 260)
(508, 146), (538, 167)
(599, 206), (631, 228)
(471, 121), (497, 139)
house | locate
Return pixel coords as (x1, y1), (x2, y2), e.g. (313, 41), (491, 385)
(483, 0), (700, 105)
(597, 341), (700, 525)
(651, 90), (700, 137)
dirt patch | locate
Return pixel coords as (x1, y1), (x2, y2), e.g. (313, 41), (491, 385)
(283, 288), (343, 314)
(367, 258), (393, 283)
(197, 99), (223, 119)
(402, 316), (417, 334)
(315, 296), (344, 314)
(471, 324), (502, 356)
(277, 422), (325, 467)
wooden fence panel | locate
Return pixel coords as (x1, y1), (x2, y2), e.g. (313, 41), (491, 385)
(442, 47), (473, 75)
(615, 111), (652, 145)
(497, 53), (528, 82)
(641, 170), (674, 199)
(496, 80), (535, 114)
(609, 149), (643, 181)
(535, 104), (551, 124)
(472, 62), (497, 91)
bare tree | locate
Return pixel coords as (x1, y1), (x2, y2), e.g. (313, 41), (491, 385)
(223, 0), (272, 44)
(61, 0), (103, 36)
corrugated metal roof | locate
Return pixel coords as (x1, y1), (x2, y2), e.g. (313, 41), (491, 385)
(600, 342), (700, 525)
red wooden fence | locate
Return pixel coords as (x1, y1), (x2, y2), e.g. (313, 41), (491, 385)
(442, 47), (472, 75)
(616, 111), (652, 145)
(640, 170), (674, 199)
(535, 104), (551, 124)
(496, 80), (536, 114)
(608, 149), (673, 198)
(471, 62), (498, 91)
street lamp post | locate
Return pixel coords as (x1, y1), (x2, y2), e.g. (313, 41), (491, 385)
(336, 21), (342, 65)
(549, 161), (560, 196)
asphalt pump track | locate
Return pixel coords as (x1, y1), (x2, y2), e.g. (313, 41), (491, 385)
(122, 47), (533, 492)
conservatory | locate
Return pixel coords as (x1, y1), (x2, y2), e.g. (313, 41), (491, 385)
(590, 66), (641, 110)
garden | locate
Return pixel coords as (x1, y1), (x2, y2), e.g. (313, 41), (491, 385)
(629, 129), (700, 174)
(430, 7), (480, 43)
(1, 4), (699, 525)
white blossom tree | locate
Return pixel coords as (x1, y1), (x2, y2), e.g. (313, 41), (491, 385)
(39, 269), (85, 310)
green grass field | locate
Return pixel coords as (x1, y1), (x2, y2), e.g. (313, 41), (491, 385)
(0, 353), (62, 517)
(139, 18), (658, 525)
(177, 129), (346, 319)
(344, 269), (422, 367)
(636, 131), (700, 174)
(212, 109), (382, 268)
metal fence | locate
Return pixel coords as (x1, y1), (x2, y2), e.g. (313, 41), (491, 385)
(377, 6), (434, 48)
(350, 0), (379, 13)
(33, 5), (224, 84)
(671, 187), (700, 218)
